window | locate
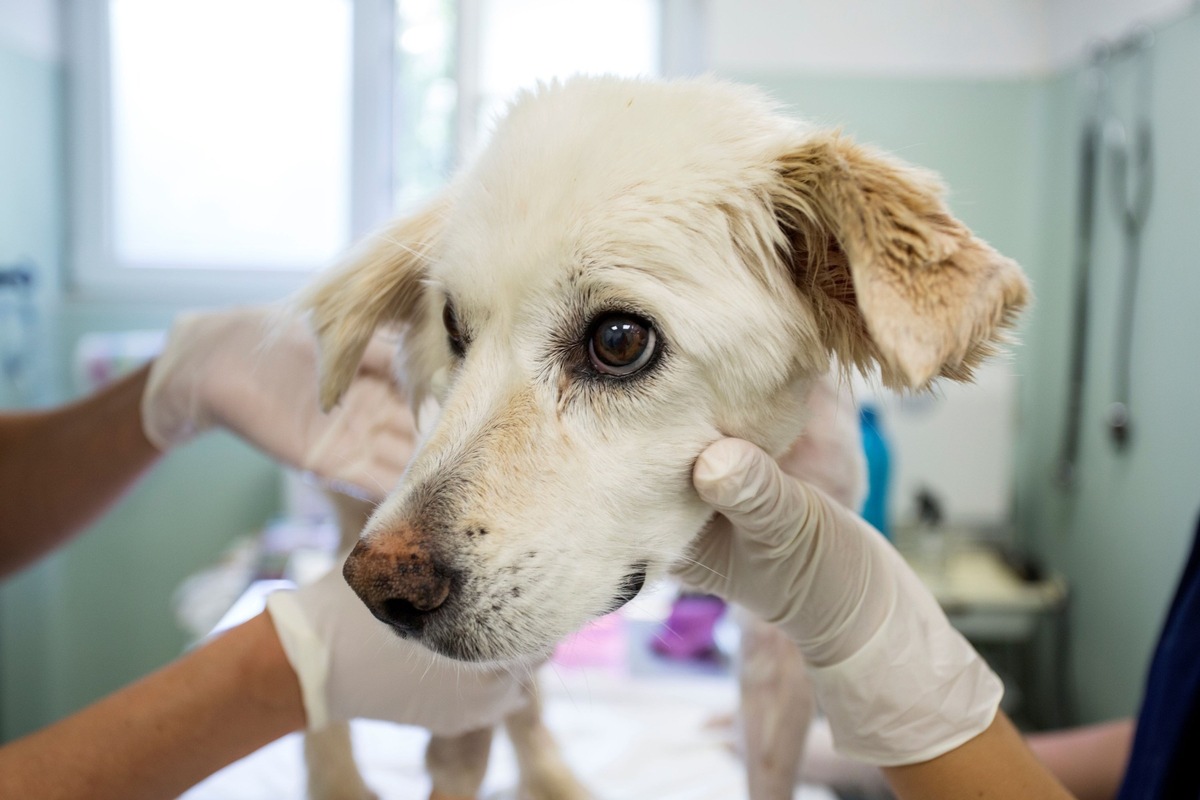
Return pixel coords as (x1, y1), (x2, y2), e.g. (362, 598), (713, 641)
(469, 0), (661, 155)
(108, 0), (354, 271)
(68, 0), (701, 300)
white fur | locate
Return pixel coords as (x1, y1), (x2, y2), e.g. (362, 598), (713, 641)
(304, 74), (1026, 800)
(359, 78), (838, 663)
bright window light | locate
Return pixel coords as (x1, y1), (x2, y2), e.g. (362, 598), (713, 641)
(474, 0), (660, 149)
(394, 0), (458, 212)
(73, 0), (677, 293)
(108, 0), (352, 270)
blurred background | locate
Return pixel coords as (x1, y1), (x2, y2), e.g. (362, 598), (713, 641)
(2, 0), (1199, 795)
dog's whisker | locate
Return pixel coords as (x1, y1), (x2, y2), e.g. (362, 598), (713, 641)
(654, 551), (731, 582)
(543, 660), (584, 712)
(419, 652), (438, 682)
(376, 234), (436, 265)
(653, 620), (684, 642)
(510, 667), (538, 697)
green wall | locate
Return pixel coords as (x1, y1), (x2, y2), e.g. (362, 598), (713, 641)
(729, 74), (1045, 275)
(0, 42), (64, 742)
(1014, 14), (1200, 723)
(0, 44), (62, 404)
(0, 46), (283, 741)
(740, 18), (1200, 725)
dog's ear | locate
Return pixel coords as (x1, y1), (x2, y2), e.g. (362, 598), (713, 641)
(301, 200), (445, 410)
(771, 131), (1029, 389)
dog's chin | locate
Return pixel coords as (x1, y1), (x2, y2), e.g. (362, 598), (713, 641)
(373, 564), (651, 664)
(381, 618), (556, 666)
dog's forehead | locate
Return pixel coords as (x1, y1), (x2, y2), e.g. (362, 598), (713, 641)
(433, 77), (800, 303)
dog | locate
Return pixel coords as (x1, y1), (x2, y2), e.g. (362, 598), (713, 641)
(298, 75), (1029, 800)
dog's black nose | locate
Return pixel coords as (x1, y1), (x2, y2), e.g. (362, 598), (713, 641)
(342, 535), (454, 635)
(378, 595), (442, 634)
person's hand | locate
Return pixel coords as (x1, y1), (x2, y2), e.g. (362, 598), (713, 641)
(141, 306), (414, 501)
(265, 570), (530, 735)
(675, 438), (1002, 766)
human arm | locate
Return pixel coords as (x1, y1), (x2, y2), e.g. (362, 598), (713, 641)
(882, 712), (1074, 800)
(803, 715), (1133, 799)
(0, 573), (528, 799)
(140, 306), (416, 499)
(0, 364), (162, 577)
(0, 612), (301, 800)
(676, 438), (1073, 800)
(1025, 719), (1134, 800)
(0, 307), (412, 578)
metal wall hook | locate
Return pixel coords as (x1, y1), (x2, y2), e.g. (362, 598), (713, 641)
(1104, 42), (1154, 450)
(1057, 25), (1156, 483)
(1105, 119), (1154, 232)
(1055, 62), (1107, 488)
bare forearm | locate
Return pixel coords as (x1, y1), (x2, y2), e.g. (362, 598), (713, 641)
(882, 711), (1076, 800)
(0, 612), (304, 800)
(1027, 718), (1134, 800)
(0, 364), (163, 576)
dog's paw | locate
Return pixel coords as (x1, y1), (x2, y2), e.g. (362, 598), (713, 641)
(518, 769), (592, 800)
(310, 788), (379, 800)
(429, 790), (476, 800)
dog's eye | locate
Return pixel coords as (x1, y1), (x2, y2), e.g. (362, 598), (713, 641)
(588, 314), (657, 376)
(443, 302), (465, 357)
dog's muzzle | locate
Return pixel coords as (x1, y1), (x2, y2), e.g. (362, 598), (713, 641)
(342, 533), (456, 636)
(604, 562), (648, 614)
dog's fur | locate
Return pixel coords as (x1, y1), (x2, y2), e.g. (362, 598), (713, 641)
(299, 76), (1028, 799)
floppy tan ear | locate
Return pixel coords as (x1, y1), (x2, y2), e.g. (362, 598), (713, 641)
(772, 131), (1029, 389)
(300, 200), (446, 410)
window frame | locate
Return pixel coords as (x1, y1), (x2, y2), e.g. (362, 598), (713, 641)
(65, 0), (706, 303)
(67, 0), (397, 303)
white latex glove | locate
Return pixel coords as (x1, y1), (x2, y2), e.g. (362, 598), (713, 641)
(142, 307), (414, 501)
(266, 570), (532, 734)
(676, 438), (1002, 766)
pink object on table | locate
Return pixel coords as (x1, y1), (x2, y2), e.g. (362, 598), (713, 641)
(651, 594), (727, 661)
(553, 611), (628, 672)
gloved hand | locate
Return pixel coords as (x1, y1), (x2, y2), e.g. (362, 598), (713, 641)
(266, 570), (531, 734)
(141, 307), (414, 501)
(675, 438), (1002, 766)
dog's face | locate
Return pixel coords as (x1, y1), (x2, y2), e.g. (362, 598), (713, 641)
(304, 77), (1028, 664)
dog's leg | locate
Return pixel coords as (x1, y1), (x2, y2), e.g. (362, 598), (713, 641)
(504, 682), (591, 800)
(303, 491), (381, 800)
(425, 728), (494, 800)
(739, 374), (864, 799)
(305, 723), (378, 800)
(738, 613), (814, 799)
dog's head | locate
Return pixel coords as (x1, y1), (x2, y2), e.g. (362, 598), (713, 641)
(303, 77), (1028, 664)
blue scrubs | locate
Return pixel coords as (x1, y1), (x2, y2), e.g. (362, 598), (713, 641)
(1117, 511), (1200, 799)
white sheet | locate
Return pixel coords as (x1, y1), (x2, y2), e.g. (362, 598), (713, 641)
(182, 666), (836, 800)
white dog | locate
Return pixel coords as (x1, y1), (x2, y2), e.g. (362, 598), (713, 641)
(301, 75), (1028, 800)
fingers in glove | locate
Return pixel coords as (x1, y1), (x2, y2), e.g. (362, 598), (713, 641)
(693, 438), (816, 542)
(358, 331), (402, 378)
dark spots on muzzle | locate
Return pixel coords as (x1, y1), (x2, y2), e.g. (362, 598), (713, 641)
(604, 562), (648, 614)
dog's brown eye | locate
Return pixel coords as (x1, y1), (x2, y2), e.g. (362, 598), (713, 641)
(588, 314), (657, 376)
(443, 302), (465, 356)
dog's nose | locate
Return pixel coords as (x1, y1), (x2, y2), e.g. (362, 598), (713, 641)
(342, 534), (454, 635)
